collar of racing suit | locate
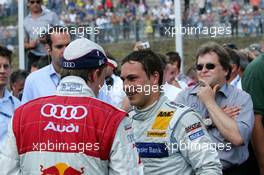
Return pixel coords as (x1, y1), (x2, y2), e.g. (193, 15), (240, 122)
(55, 76), (96, 98)
(132, 94), (167, 121)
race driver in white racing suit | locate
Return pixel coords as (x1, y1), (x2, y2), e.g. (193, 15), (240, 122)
(0, 38), (143, 175)
(120, 50), (222, 175)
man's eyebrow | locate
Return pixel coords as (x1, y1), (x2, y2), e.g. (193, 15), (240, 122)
(120, 74), (137, 80)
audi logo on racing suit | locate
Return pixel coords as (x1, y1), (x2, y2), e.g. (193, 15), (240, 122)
(63, 61), (76, 68)
(41, 104), (88, 120)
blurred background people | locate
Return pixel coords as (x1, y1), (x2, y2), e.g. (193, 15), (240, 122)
(0, 45), (21, 145)
(98, 54), (129, 110)
(22, 26), (71, 103)
(24, 0), (60, 71)
(9, 69), (29, 100)
(166, 51), (188, 89)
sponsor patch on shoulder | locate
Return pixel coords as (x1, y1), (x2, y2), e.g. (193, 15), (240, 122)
(188, 130), (204, 140)
(59, 82), (83, 92)
(151, 110), (174, 130)
(166, 101), (185, 109)
(185, 122), (202, 133)
(147, 131), (167, 137)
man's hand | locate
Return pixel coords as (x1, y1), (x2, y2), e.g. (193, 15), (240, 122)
(197, 81), (220, 105)
(222, 106), (240, 119)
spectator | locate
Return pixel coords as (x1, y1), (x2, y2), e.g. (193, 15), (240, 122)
(237, 51), (249, 75)
(0, 38), (143, 175)
(123, 11), (133, 39)
(24, 0), (60, 71)
(248, 43), (261, 59)
(0, 45), (21, 145)
(30, 55), (50, 72)
(240, 10), (250, 36)
(98, 55), (129, 110)
(186, 65), (199, 87)
(229, 0), (240, 36)
(159, 53), (182, 101)
(111, 11), (121, 42)
(176, 42), (254, 175)
(224, 46), (242, 89)
(242, 51), (264, 175)
(22, 26), (71, 103)
(144, 14), (154, 40)
(120, 49), (222, 174)
(9, 70), (29, 100)
(166, 51), (188, 89)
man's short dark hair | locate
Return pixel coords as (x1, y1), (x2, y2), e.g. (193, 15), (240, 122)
(165, 51), (181, 70)
(122, 50), (164, 86)
(45, 26), (69, 49)
(237, 51), (249, 72)
(224, 47), (240, 67)
(0, 45), (12, 64)
(10, 70), (29, 85)
(196, 42), (232, 80)
(31, 55), (50, 70)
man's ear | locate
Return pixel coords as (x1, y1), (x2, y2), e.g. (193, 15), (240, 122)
(90, 69), (100, 82)
(150, 71), (160, 85)
(45, 44), (51, 54)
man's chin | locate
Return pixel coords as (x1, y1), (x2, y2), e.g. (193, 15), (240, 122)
(129, 100), (139, 107)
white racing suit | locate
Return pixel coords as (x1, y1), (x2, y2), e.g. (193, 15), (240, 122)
(129, 95), (222, 175)
(0, 76), (143, 175)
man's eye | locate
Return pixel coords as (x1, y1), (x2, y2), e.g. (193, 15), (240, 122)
(128, 77), (136, 81)
(4, 64), (10, 69)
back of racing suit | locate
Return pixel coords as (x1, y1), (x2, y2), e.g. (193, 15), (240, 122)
(129, 95), (222, 175)
(0, 76), (143, 175)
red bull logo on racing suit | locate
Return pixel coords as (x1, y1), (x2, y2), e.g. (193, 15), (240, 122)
(40, 162), (84, 175)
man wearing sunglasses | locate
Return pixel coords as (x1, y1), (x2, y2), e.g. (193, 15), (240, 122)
(176, 42), (254, 175)
(121, 50), (222, 175)
(22, 26), (71, 104)
(24, 0), (60, 72)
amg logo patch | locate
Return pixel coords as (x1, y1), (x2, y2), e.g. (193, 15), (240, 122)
(157, 111), (174, 117)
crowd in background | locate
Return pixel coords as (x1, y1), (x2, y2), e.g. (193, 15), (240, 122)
(1, 0), (264, 174)
(3, 0), (264, 46)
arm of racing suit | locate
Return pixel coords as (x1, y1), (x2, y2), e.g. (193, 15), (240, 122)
(109, 117), (144, 175)
(174, 111), (223, 175)
(0, 118), (20, 175)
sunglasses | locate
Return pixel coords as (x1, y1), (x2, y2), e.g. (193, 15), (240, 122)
(29, 0), (41, 4)
(196, 63), (217, 71)
(54, 44), (69, 49)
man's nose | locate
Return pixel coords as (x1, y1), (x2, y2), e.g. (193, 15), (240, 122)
(0, 66), (5, 72)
